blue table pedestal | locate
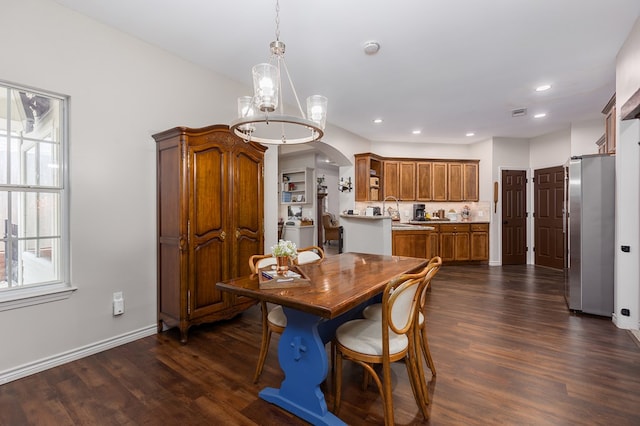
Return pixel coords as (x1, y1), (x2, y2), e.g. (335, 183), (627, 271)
(259, 307), (346, 426)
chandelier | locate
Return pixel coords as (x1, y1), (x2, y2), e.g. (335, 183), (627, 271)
(229, 0), (327, 145)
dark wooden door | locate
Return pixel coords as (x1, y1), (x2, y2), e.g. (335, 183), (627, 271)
(502, 170), (527, 264)
(534, 166), (565, 269)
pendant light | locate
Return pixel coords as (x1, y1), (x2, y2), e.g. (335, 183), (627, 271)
(230, 0), (327, 144)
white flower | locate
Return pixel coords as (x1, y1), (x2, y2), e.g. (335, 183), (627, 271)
(271, 239), (298, 259)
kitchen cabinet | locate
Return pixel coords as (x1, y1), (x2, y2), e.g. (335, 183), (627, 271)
(355, 153), (383, 201)
(281, 168), (313, 204)
(470, 223), (489, 260)
(354, 154), (479, 202)
(392, 228), (436, 259)
(392, 222), (488, 263)
(432, 162), (448, 201)
(447, 163), (463, 201)
(154, 125), (265, 343)
(602, 94), (616, 154)
(383, 161), (416, 200)
(463, 162), (479, 201)
(392, 231), (428, 258)
(439, 223), (470, 262)
(447, 161), (479, 202)
(415, 161), (433, 201)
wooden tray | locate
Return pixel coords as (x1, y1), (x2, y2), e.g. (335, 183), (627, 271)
(258, 266), (311, 289)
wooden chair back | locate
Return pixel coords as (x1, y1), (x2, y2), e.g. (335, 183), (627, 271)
(248, 254), (276, 274)
(294, 245), (325, 265)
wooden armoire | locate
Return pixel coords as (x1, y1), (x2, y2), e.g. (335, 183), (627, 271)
(153, 125), (266, 343)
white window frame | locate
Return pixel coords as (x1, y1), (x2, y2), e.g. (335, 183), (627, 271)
(0, 81), (74, 311)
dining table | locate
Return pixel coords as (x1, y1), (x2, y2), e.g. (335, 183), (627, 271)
(216, 252), (428, 426)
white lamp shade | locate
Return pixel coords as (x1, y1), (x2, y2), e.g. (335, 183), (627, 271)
(306, 95), (327, 130)
(237, 96), (256, 132)
(252, 63), (279, 112)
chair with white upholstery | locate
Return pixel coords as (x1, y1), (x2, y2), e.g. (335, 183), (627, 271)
(362, 256), (442, 377)
(249, 246), (325, 383)
(332, 263), (434, 423)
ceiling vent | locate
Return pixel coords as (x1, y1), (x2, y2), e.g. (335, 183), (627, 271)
(512, 108), (527, 117)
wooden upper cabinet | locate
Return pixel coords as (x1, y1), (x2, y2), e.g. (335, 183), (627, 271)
(432, 162), (448, 201)
(463, 162), (479, 201)
(354, 154), (479, 202)
(447, 163), (463, 201)
(448, 161), (479, 202)
(355, 155), (370, 201)
(385, 161), (416, 200)
(355, 154), (383, 201)
(383, 161), (399, 199)
(399, 161), (416, 200)
(416, 162), (433, 201)
(602, 94), (616, 154)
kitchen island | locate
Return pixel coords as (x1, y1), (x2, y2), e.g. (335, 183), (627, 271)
(340, 214), (393, 255)
(341, 214), (489, 263)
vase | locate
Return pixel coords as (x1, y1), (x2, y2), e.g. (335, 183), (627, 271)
(276, 256), (289, 273)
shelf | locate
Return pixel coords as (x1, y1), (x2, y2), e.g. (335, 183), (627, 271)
(280, 167), (313, 205)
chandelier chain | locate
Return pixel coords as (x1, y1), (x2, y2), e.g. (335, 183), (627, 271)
(275, 0), (280, 41)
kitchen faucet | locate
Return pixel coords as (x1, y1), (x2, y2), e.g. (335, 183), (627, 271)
(382, 195), (399, 218)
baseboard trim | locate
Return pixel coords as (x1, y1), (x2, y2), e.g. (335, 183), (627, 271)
(0, 324), (157, 385)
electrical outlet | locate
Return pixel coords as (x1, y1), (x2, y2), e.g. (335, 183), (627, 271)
(113, 292), (124, 316)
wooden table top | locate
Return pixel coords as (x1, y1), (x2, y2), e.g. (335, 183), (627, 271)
(216, 252), (428, 319)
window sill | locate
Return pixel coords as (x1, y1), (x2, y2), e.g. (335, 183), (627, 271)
(0, 283), (77, 312)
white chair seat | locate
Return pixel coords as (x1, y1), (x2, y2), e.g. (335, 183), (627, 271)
(336, 319), (408, 356)
(363, 303), (424, 324)
(267, 305), (287, 327)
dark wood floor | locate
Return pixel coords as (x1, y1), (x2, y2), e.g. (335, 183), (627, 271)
(2, 262), (640, 425)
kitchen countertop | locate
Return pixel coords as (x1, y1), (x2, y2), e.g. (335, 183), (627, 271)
(407, 219), (490, 224)
(339, 214), (392, 220)
(392, 224), (435, 231)
(341, 214), (489, 224)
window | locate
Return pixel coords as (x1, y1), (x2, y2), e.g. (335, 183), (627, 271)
(0, 81), (72, 310)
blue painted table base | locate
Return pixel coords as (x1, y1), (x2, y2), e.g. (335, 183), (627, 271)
(259, 307), (346, 426)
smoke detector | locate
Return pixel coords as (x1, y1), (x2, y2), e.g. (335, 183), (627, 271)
(363, 41), (381, 55)
(512, 108), (527, 117)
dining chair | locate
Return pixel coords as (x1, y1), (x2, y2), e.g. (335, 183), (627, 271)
(332, 263), (435, 424)
(361, 256), (442, 377)
(249, 246), (325, 383)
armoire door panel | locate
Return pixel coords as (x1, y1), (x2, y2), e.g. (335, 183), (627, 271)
(233, 150), (263, 233)
(192, 146), (226, 238)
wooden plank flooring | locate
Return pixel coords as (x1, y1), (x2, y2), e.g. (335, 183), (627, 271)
(2, 264), (640, 425)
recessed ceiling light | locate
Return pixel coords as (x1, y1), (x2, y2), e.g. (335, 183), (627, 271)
(536, 84), (552, 92)
(534, 113), (547, 118)
(363, 41), (381, 55)
(412, 130), (421, 135)
(373, 118), (383, 124)
(466, 132), (475, 137)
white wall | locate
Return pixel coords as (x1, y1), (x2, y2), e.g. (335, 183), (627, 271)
(530, 129), (571, 170)
(0, 0), (249, 378)
(571, 119), (604, 156)
(491, 138), (531, 264)
(614, 16), (640, 330)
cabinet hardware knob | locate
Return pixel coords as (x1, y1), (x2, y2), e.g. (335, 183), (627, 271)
(220, 231), (226, 241)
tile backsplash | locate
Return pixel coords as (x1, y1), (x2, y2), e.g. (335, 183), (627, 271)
(354, 201), (491, 222)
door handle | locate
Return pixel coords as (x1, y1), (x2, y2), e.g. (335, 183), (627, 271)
(503, 220), (508, 225)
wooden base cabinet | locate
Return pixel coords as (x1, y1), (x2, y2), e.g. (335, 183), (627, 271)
(439, 224), (470, 262)
(392, 230), (434, 259)
(392, 223), (489, 264)
(470, 223), (489, 260)
(154, 125), (266, 343)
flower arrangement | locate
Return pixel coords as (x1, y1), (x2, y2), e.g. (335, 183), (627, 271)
(271, 239), (298, 260)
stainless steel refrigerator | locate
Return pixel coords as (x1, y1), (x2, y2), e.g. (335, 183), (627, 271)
(565, 154), (615, 316)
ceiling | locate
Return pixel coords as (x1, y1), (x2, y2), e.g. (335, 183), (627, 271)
(52, 0), (639, 146)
